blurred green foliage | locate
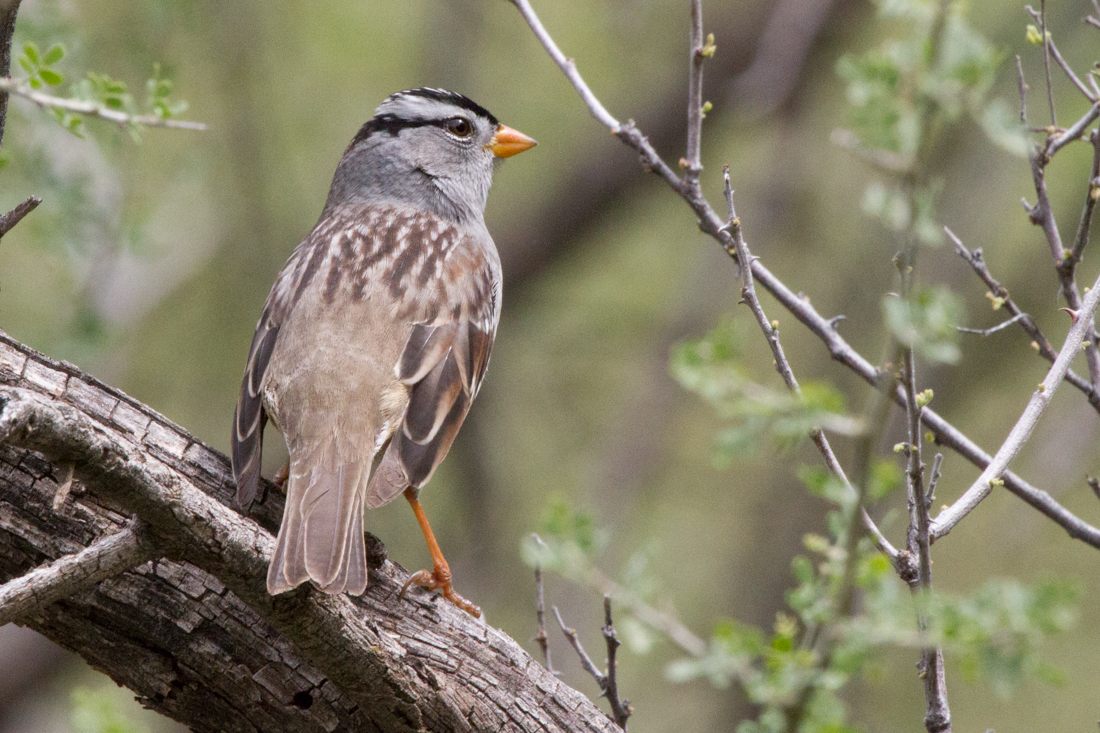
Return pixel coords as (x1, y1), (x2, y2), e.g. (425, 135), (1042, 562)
(70, 686), (146, 733)
(882, 285), (963, 364)
(671, 320), (860, 463)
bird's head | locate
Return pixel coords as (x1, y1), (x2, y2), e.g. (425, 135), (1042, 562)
(328, 88), (536, 222)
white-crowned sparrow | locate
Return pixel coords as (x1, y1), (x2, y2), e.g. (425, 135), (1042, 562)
(231, 88), (535, 618)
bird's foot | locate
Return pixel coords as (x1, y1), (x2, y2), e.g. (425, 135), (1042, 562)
(400, 566), (482, 619)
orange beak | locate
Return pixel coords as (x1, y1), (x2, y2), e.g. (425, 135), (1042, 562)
(487, 124), (537, 158)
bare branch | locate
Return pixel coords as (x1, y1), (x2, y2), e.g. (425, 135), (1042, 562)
(552, 606), (606, 686)
(1016, 55), (1028, 125)
(900, 355), (952, 732)
(957, 313), (1028, 336)
(932, 264), (1100, 538)
(946, 227), (1100, 412)
(0, 77), (208, 131)
(926, 453), (943, 509)
(0, 195), (41, 239)
(1047, 100), (1100, 156)
(1024, 4), (1096, 102)
(552, 602), (630, 730)
(1037, 1), (1057, 125)
(683, 0), (706, 183)
(535, 565), (556, 674)
(0, 521), (152, 626)
(1069, 129), (1100, 263)
(0, 0), (21, 152)
(601, 597), (631, 730)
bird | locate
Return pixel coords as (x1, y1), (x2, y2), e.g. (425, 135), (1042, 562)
(230, 88), (536, 618)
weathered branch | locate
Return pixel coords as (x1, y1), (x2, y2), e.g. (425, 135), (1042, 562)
(0, 76), (208, 131)
(0, 195), (40, 239)
(0, 332), (618, 732)
(0, 521), (152, 626)
(0, 0), (21, 152)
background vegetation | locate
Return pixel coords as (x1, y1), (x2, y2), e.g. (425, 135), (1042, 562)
(1, 0), (1098, 730)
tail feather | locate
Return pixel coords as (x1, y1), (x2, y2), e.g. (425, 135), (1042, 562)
(267, 458), (369, 596)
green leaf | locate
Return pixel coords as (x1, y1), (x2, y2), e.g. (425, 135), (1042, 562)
(22, 42), (40, 65)
(39, 68), (63, 86)
(43, 43), (65, 65)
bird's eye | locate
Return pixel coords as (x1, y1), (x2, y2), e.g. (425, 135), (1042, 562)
(444, 117), (474, 138)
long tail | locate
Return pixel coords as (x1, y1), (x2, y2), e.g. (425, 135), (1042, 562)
(267, 458), (369, 595)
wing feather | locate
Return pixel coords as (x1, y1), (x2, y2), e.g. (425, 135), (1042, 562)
(363, 315), (495, 509)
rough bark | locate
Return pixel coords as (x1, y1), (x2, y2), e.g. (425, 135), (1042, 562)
(0, 330), (619, 733)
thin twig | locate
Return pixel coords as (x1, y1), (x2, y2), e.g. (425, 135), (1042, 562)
(534, 566), (556, 674)
(1047, 100), (1100, 156)
(0, 522), (153, 626)
(721, 165), (884, 574)
(683, 0), (706, 184)
(1023, 5), (1096, 102)
(0, 195), (41, 239)
(957, 313), (1028, 336)
(926, 453), (944, 510)
(601, 597), (631, 730)
(0, 77), (208, 131)
(946, 227), (1100, 412)
(932, 263), (1100, 538)
(552, 606), (606, 687)
(1038, 1), (1057, 125)
(1016, 55), (1028, 126)
(1069, 129), (1100, 263)
(551, 601), (631, 729)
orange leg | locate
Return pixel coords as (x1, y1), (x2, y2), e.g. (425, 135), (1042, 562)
(272, 459), (290, 492)
(400, 487), (481, 619)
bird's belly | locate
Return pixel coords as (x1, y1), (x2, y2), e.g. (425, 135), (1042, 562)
(262, 297), (407, 467)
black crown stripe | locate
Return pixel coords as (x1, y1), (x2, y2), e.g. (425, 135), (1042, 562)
(346, 88), (500, 150)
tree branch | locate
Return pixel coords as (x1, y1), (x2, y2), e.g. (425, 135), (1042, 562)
(0, 194), (40, 239)
(946, 227), (1100, 413)
(507, 0), (1100, 552)
(0, 0), (22, 153)
(0, 332), (617, 732)
(0, 521), (152, 626)
(931, 264), (1100, 538)
(683, 0), (706, 183)
(0, 77), (208, 131)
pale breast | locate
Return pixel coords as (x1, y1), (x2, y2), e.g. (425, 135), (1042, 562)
(260, 203), (498, 468)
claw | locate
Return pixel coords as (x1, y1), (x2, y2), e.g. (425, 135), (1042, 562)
(399, 566), (482, 618)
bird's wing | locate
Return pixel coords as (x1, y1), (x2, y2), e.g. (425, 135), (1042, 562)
(231, 221), (338, 511)
(364, 245), (499, 509)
